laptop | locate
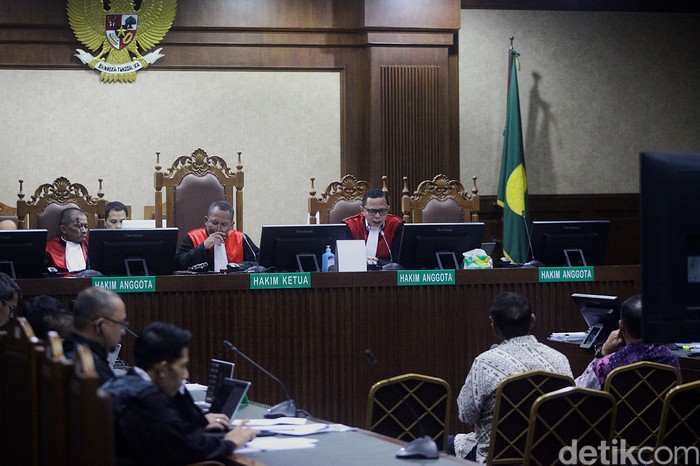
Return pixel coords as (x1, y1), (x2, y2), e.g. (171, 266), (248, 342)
(204, 359), (236, 406)
(208, 378), (252, 418)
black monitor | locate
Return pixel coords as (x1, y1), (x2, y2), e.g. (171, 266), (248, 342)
(530, 220), (611, 266)
(397, 222), (485, 270)
(87, 228), (178, 276)
(572, 293), (620, 349)
(641, 152), (700, 343)
(0, 229), (48, 279)
(258, 224), (348, 272)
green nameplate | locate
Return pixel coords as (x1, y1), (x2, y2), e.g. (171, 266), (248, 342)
(92, 276), (157, 293)
(250, 272), (311, 289)
(538, 267), (594, 283)
(397, 269), (456, 286)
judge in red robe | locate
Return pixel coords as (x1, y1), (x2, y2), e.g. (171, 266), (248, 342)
(175, 201), (259, 272)
(45, 208), (89, 272)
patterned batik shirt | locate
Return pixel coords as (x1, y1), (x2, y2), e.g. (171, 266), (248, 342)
(453, 335), (573, 463)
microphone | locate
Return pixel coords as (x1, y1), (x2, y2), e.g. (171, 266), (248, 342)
(521, 210), (544, 268)
(223, 340), (297, 418)
(242, 234), (259, 265)
(363, 349), (439, 459)
(380, 231), (393, 263)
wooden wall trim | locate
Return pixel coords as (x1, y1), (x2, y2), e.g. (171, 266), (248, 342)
(0, 0), (462, 198)
(460, 0), (700, 13)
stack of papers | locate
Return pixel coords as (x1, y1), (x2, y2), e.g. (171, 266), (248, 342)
(237, 437), (319, 453)
(235, 417), (330, 436)
(548, 331), (588, 344)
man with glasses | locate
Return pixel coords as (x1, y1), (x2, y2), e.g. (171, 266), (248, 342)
(0, 272), (21, 328)
(63, 287), (129, 384)
(46, 207), (89, 273)
(343, 189), (403, 266)
(175, 200), (259, 272)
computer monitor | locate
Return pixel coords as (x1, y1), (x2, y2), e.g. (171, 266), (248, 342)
(0, 229), (48, 279)
(397, 222), (485, 270)
(259, 224), (348, 272)
(572, 293), (620, 349)
(641, 151), (700, 343)
(87, 228), (179, 276)
(530, 220), (611, 266)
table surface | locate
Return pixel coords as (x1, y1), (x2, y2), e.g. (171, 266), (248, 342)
(229, 404), (476, 466)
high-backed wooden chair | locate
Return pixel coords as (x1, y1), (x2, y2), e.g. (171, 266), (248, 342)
(1, 317), (43, 466)
(308, 175), (387, 224)
(524, 386), (616, 466)
(604, 361), (680, 449)
(655, 380), (700, 465)
(38, 331), (73, 466)
(366, 373), (451, 450)
(68, 344), (115, 466)
(488, 370), (574, 465)
(401, 174), (480, 223)
(0, 201), (18, 227)
(16, 177), (106, 239)
(154, 148), (244, 246)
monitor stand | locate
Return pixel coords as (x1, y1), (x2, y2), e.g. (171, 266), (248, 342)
(295, 253), (319, 272)
(564, 249), (587, 267)
(579, 324), (604, 349)
(0, 260), (16, 280)
(435, 251), (459, 270)
(125, 258), (149, 276)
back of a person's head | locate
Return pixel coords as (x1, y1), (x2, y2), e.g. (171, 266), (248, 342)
(0, 272), (21, 301)
(71, 287), (119, 330)
(134, 321), (192, 370)
(362, 189), (389, 206)
(23, 295), (72, 340)
(490, 291), (533, 339)
(105, 201), (128, 217)
(620, 294), (642, 339)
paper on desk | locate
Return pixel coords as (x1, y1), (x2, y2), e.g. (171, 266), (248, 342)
(233, 417), (308, 426)
(549, 331), (588, 344)
(263, 423), (329, 436)
(236, 437), (318, 453)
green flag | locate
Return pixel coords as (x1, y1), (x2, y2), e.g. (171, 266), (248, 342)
(497, 49), (529, 264)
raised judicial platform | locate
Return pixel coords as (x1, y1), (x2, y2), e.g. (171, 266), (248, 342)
(17, 265), (700, 433)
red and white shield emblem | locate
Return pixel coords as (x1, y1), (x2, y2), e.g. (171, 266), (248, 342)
(105, 14), (138, 50)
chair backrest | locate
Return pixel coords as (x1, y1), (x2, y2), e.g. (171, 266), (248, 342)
(655, 380), (700, 465)
(488, 370), (575, 465)
(68, 344), (115, 466)
(16, 177), (106, 239)
(524, 386), (616, 466)
(1, 317), (43, 466)
(0, 201), (18, 227)
(308, 175), (387, 224)
(366, 373), (451, 450)
(603, 361), (680, 448)
(154, 148), (244, 246)
(38, 331), (73, 466)
(401, 174), (480, 224)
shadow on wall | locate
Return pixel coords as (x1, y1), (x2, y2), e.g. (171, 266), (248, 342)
(525, 71), (560, 194)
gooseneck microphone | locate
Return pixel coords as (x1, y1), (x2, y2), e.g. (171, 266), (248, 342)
(223, 340), (297, 418)
(363, 349), (439, 459)
(380, 231), (393, 263)
(242, 234), (259, 265)
(521, 210), (544, 268)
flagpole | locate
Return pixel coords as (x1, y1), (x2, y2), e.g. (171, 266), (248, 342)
(507, 36), (514, 97)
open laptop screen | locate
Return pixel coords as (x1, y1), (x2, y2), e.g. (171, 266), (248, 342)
(209, 378), (251, 418)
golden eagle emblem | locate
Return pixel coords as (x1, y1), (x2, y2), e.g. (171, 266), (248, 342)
(67, 0), (177, 83)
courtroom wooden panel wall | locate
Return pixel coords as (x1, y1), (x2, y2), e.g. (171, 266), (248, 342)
(18, 266), (647, 433)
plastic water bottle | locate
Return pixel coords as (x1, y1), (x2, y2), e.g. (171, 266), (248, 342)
(322, 245), (335, 272)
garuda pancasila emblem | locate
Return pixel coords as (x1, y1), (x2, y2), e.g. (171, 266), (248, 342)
(67, 0), (177, 83)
